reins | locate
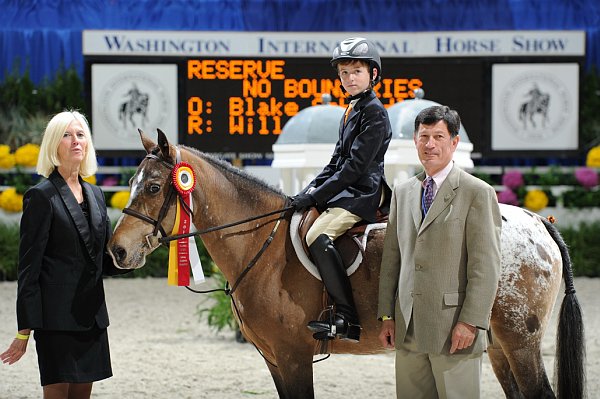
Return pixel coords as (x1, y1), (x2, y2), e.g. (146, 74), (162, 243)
(158, 206), (293, 244)
(184, 207), (291, 296)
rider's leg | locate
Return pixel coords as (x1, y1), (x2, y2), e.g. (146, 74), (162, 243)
(306, 208), (362, 341)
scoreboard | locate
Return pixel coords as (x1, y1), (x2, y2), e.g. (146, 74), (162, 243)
(84, 30), (585, 158)
(182, 57), (483, 158)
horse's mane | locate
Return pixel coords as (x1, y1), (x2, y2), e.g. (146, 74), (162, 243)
(182, 145), (287, 199)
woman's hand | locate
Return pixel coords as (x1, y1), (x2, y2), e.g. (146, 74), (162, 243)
(1, 333), (30, 365)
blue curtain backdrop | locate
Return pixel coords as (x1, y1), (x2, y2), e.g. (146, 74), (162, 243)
(1, 0), (599, 84)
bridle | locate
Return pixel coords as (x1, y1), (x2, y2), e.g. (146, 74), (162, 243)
(120, 150), (293, 296)
(121, 152), (180, 246)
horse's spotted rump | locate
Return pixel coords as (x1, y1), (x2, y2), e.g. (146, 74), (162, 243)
(495, 204), (561, 336)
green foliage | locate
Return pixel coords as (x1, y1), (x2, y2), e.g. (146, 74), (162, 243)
(523, 166), (577, 186)
(7, 167), (39, 195)
(196, 271), (237, 332)
(0, 64), (36, 113)
(559, 222), (600, 277)
(471, 171), (496, 186)
(118, 168), (137, 186)
(37, 65), (85, 113)
(581, 67), (600, 149)
(0, 63), (86, 150)
(561, 187), (600, 208)
(0, 223), (19, 281)
(0, 108), (48, 149)
(542, 187), (558, 207)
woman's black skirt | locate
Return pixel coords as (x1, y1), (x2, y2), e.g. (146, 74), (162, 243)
(34, 326), (113, 386)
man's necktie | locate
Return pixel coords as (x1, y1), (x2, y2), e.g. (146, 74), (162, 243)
(422, 177), (434, 214)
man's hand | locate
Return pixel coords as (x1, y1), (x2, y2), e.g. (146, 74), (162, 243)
(449, 321), (477, 354)
(378, 320), (395, 349)
(290, 193), (316, 211)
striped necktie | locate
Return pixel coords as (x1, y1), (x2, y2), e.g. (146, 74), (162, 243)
(422, 177), (434, 214)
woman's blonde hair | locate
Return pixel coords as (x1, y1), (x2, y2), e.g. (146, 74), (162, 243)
(36, 110), (98, 178)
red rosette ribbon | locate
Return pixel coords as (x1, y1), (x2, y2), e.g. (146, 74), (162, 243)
(171, 162), (196, 195)
(168, 162), (196, 286)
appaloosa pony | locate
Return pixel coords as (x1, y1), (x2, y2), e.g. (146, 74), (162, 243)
(108, 130), (585, 399)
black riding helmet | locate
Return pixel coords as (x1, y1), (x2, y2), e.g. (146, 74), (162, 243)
(330, 37), (382, 86)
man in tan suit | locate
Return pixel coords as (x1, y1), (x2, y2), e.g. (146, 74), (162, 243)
(378, 105), (501, 398)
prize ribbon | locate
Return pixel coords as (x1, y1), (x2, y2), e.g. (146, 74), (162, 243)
(167, 162), (198, 286)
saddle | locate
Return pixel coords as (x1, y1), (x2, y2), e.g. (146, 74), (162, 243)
(297, 207), (389, 269)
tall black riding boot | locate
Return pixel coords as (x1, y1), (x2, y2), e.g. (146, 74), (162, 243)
(307, 234), (361, 342)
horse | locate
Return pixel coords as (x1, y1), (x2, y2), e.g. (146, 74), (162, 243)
(108, 129), (585, 399)
(119, 86), (149, 129)
(519, 85), (550, 129)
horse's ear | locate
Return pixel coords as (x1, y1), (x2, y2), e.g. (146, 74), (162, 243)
(156, 129), (175, 163)
(139, 129), (156, 154)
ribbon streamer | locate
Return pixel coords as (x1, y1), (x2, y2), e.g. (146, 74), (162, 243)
(168, 160), (204, 286)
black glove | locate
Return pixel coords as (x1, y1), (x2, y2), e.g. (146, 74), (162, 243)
(290, 193), (316, 211)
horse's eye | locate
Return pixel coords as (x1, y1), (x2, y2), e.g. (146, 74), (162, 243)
(148, 184), (161, 194)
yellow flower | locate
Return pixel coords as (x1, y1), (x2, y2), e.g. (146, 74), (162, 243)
(0, 153), (16, 169)
(587, 146), (600, 168)
(0, 145), (11, 157)
(82, 175), (97, 185)
(15, 143), (40, 167)
(524, 189), (549, 212)
(0, 188), (24, 212)
(110, 191), (130, 210)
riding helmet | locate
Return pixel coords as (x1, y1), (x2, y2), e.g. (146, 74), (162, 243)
(331, 37), (382, 85)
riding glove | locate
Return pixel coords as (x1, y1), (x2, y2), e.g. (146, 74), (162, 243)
(291, 193), (316, 211)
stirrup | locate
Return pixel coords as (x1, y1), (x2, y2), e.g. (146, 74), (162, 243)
(307, 305), (336, 340)
(307, 317), (361, 342)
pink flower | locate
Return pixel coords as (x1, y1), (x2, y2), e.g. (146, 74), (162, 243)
(502, 171), (524, 190)
(497, 189), (519, 206)
(101, 176), (119, 187)
(574, 167), (598, 189)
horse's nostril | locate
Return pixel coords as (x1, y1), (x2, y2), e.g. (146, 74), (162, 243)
(112, 245), (127, 264)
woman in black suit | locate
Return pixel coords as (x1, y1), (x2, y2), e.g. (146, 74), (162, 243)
(1, 111), (127, 399)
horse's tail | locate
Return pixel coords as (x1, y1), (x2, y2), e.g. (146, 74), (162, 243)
(541, 218), (586, 399)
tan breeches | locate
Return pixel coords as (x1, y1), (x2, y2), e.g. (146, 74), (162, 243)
(305, 207), (362, 246)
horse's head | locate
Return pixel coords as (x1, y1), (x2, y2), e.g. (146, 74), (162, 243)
(108, 129), (178, 269)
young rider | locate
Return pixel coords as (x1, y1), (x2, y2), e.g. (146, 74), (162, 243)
(291, 37), (392, 342)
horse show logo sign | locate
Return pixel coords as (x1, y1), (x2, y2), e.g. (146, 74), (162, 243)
(491, 63), (578, 151)
(92, 64), (178, 150)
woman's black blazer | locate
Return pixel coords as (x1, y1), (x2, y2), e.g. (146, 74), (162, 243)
(16, 169), (123, 331)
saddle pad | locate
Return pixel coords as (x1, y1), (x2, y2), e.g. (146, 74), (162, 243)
(290, 211), (387, 281)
